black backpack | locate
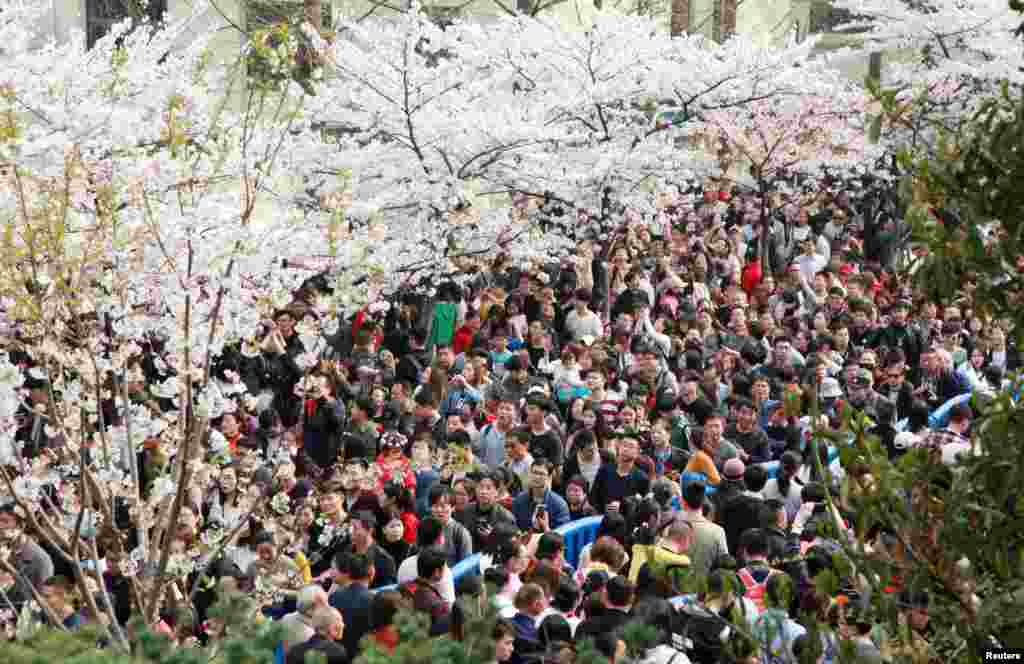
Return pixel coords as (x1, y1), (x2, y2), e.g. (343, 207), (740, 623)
(674, 604), (733, 664)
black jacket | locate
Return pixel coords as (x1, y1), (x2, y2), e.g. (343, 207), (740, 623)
(287, 636), (349, 664)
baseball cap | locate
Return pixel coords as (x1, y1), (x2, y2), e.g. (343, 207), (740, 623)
(723, 458), (745, 480)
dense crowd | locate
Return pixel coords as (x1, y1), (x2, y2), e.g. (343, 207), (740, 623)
(1, 175), (1009, 664)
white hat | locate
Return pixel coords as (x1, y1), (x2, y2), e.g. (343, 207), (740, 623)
(820, 377), (843, 399)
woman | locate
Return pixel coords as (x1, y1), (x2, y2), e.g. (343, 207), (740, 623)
(574, 536), (628, 589)
(576, 513), (630, 572)
(375, 432), (416, 490)
(564, 475), (597, 521)
(379, 509), (414, 565)
(762, 451), (805, 524)
(561, 430), (604, 492)
(958, 345), (988, 391)
(203, 466), (246, 531)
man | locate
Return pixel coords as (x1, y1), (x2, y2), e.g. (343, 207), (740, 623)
(413, 390), (447, 448)
(403, 547), (451, 636)
(524, 397), (564, 467)
(511, 460), (570, 532)
(590, 435), (650, 513)
(286, 607), (349, 664)
(476, 397), (516, 468)
(679, 481), (728, 577)
(627, 517), (692, 586)
(0, 505), (53, 609)
(456, 470), (516, 551)
(280, 585), (328, 653)
(922, 402), (974, 466)
(503, 427), (535, 491)
(847, 368), (891, 422)
(735, 528), (783, 613)
(428, 485), (474, 566)
(41, 576), (82, 629)
(486, 355), (537, 404)
(396, 516), (455, 605)
(346, 511), (396, 588)
(720, 464), (768, 555)
(509, 583), (548, 664)
(329, 553), (374, 657)
(564, 289), (603, 342)
(344, 397), (380, 460)
(710, 457), (747, 516)
(727, 397), (771, 464)
(574, 576), (634, 645)
(881, 590), (936, 664)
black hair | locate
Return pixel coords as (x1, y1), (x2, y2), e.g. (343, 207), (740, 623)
(417, 547), (448, 580)
(738, 528), (769, 558)
(535, 532), (565, 561)
(417, 516), (445, 548)
(682, 480), (707, 510)
(349, 553), (373, 581)
(744, 464), (769, 493)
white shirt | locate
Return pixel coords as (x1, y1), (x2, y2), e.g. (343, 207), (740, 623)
(397, 554), (456, 605)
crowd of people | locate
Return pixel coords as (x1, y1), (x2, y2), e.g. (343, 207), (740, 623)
(1, 175), (1010, 664)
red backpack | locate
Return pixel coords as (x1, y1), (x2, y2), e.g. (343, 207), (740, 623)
(737, 566), (778, 614)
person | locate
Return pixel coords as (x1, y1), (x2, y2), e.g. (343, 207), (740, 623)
(752, 574), (806, 664)
(590, 435), (650, 512)
(456, 469), (517, 551)
(477, 397), (517, 468)
(493, 618), (518, 664)
(329, 553), (374, 657)
(563, 475), (598, 521)
(511, 460), (571, 532)
(0, 505), (53, 609)
(402, 547), (452, 637)
(678, 481), (728, 578)
(575, 576), (635, 645)
(280, 585), (328, 653)
(345, 511), (396, 589)
(397, 516), (456, 605)
(40, 576), (82, 629)
(428, 485), (474, 566)
(286, 606), (349, 664)
(367, 591), (408, 653)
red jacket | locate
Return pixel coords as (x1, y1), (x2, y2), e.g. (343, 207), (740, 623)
(452, 324), (476, 355)
(741, 260), (762, 294)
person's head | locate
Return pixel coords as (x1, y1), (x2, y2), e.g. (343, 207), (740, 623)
(220, 413), (240, 437)
(738, 528), (770, 562)
(436, 344), (455, 371)
(351, 511), (377, 549)
(616, 436), (639, 465)
(274, 309), (296, 338)
(349, 552), (375, 586)
(900, 590), (930, 631)
(665, 519), (693, 554)
(703, 414), (724, 446)
(604, 576), (634, 610)
(382, 509), (405, 543)
(370, 591), (407, 631)
(618, 404), (638, 429)
(476, 472), (498, 507)
(429, 486), (455, 524)
(682, 481), (707, 510)
(529, 460), (553, 492)
(744, 464), (769, 494)
(493, 619), (517, 663)
(525, 400), (547, 427)
(515, 582), (548, 617)
(296, 584), (329, 616)
(496, 399), (517, 426)
(311, 607), (345, 642)
(565, 476), (588, 507)
(417, 547), (448, 583)
(536, 532), (566, 567)
(417, 516), (445, 549)
(780, 451), (801, 478)
(733, 397), (757, 430)
(218, 466), (238, 494)
(751, 376), (770, 402)
(452, 479), (474, 512)
(588, 535), (628, 573)
(505, 428), (530, 461)
(42, 576), (73, 610)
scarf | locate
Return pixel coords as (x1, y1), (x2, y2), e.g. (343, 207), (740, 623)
(305, 398), (319, 418)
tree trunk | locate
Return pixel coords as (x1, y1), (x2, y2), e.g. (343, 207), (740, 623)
(670, 0), (689, 36)
(304, 0), (322, 30)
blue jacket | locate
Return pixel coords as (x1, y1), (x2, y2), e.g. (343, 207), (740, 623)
(329, 583), (371, 657)
(511, 489), (570, 531)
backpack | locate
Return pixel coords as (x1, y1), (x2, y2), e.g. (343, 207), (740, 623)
(675, 604), (732, 664)
(737, 566), (778, 614)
